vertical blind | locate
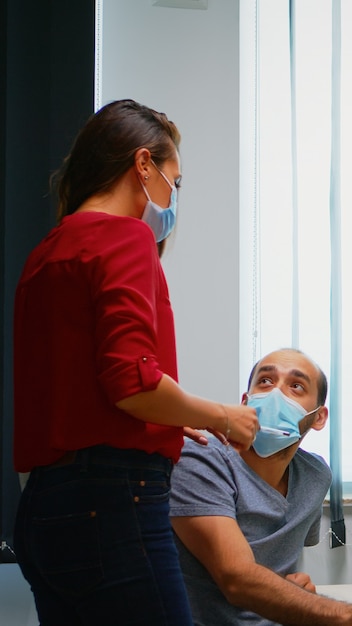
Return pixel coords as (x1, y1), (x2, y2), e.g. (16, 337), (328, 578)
(240, 0), (352, 546)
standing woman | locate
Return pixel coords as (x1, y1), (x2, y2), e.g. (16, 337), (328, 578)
(13, 99), (258, 626)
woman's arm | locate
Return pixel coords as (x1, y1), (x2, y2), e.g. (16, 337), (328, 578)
(116, 373), (258, 451)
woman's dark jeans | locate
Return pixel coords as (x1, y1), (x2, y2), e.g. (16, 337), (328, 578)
(14, 446), (193, 625)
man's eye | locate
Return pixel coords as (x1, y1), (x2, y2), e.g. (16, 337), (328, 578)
(175, 177), (182, 189)
(258, 377), (272, 385)
(292, 383), (304, 391)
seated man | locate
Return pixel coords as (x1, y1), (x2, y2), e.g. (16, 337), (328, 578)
(170, 348), (352, 625)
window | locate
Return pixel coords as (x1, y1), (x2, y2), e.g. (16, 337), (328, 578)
(239, 0), (352, 495)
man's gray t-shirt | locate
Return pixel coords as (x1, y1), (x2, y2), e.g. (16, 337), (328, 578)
(170, 438), (331, 626)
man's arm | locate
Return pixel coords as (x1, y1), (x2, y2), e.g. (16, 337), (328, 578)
(171, 514), (352, 626)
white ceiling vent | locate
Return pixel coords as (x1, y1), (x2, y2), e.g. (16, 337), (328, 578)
(153, 0), (208, 9)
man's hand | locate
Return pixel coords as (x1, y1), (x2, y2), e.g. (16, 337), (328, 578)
(286, 572), (316, 594)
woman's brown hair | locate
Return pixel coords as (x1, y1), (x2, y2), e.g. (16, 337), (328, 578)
(52, 99), (181, 223)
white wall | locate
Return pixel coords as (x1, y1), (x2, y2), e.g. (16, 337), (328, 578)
(299, 506), (352, 585)
(100, 0), (241, 404)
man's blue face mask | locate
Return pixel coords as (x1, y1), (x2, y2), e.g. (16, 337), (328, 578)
(246, 387), (319, 458)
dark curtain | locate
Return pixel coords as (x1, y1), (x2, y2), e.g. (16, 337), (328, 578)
(1, 0), (95, 563)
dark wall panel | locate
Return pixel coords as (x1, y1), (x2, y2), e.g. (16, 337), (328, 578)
(1, 0), (95, 562)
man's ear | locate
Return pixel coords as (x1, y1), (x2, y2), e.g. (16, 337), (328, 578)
(310, 406), (328, 431)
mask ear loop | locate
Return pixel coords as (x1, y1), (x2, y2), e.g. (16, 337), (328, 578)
(138, 174), (152, 202)
(142, 184), (152, 202)
(304, 406), (322, 417)
(150, 160), (174, 190)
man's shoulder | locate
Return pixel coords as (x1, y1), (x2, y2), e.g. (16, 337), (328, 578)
(170, 437), (240, 519)
(171, 437), (247, 499)
(179, 436), (242, 470)
(177, 436), (231, 469)
(296, 447), (330, 468)
(295, 448), (332, 481)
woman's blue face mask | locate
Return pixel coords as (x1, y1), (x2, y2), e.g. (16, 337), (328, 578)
(141, 162), (177, 243)
(246, 387), (319, 457)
